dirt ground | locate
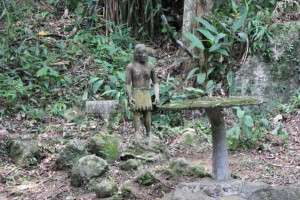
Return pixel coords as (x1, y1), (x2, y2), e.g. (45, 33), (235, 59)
(0, 111), (299, 200)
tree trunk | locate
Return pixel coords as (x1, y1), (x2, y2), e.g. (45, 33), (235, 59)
(180, 0), (214, 76)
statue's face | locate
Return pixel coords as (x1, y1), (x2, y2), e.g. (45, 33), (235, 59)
(134, 45), (148, 64)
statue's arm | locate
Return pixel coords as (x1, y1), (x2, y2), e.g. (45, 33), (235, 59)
(151, 67), (160, 105)
(125, 64), (135, 105)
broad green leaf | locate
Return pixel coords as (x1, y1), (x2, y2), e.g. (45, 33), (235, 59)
(231, 0), (238, 13)
(183, 32), (204, 51)
(209, 43), (223, 52)
(93, 80), (104, 94)
(232, 106), (241, 111)
(271, 122), (281, 135)
(226, 126), (235, 137)
(0, 8), (7, 19)
(235, 123), (241, 138)
(260, 118), (269, 127)
(196, 28), (215, 42)
(206, 80), (214, 88)
(196, 73), (206, 84)
(242, 123), (252, 139)
(217, 49), (229, 56)
(49, 68), (59, 77)
(101, 89), (116, 96)
(89, 77), (100, 84)
(109, 75), (118, 83)
(195, 17), (218, 34)
(117, 71), (125, 82)
(233, 5), (248, 32)
(207, 67), (215, 76)
(184, 87), (204, 93)
(243, 115), (253, 127)
(215, 33), (227, 43)
(238, 32), (247, 42)
(36, 66), (48, 77)
(186, 68), (199, 81)
(237, 109), (245, 119)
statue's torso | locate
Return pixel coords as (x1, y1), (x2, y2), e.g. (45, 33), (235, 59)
(131, 63), (152, 88)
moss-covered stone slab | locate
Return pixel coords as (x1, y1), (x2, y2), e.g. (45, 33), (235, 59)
(160, 96), (262, 110)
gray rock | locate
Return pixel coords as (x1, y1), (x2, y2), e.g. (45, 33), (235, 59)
(70, 155), (108, 187)
(249, 185), (300, 200)
(7, 140), (41, 166)
(163, 158), (210, 180)
(164, 178), (300, 200)
(55, 139), (87, 170)
(120, 159), (139, 171)
(93, 179), (118, 198)
(235, 22), (300, 104)
(64, 107), (85, 122)
(136, 171), (156, 186)
(91, 134), (120, 164)
(178, 129), (199, 147)
(85, 135), (106, 157)
(120, 138), (169, 163)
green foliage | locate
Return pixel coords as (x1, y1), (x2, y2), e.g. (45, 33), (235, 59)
(182, 0), (280, 95)
(136, 171), (156, 186)
(0, 1), (137, 120)
(226, 106), (289, 150)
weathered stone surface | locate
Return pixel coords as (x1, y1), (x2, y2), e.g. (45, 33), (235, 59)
(55, 139), (87, 170)
(160, 96), (261, 110)
(163, 179), (300, 200)
(93, 179), (118, 198)
(86, 100), (120, 123)
(70, 155), (108, 187)
(136, 171), (157, 186)
(160, 158), (209, 181)
(178, 129), (200, 147)
(120, 159), (139, 171)
(7, 140), (41, 166)
(85, 135), (106, 157)
(248, 185), (300, 200)
(235, 21), (300, 104)
(120, 138), (169, 163)
(64, 107), (85, 122)
(86, 133), (120, 164)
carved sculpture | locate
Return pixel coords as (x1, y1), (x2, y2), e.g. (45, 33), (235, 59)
(125, 44), (159, 140)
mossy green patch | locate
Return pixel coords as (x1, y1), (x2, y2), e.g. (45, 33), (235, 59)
(136, 171), (156, 186)
(161, 96), (261, 110)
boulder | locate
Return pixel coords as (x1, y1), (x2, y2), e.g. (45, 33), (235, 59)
(158, 158), (210, 181)
(136, 171), (157, 186)
(162, 178), (300, 200)
(93, 179), (118, 198)
(70, 155), (108, 187)
(86, 134), (120, 164)
(55, 139), (87, 170)
(7, 140), (42, 166)
(178, 129), (200, 147)
(64, 107), (85, 122)
(120, 137), (169, 163)
(120, 159), (139, 171)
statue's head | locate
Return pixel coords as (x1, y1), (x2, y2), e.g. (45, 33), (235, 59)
(134, 44), (148, 64)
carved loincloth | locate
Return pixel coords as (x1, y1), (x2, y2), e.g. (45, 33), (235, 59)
(131, 88), (152, 111)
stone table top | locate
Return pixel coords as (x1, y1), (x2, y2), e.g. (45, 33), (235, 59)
(160, 96), (262, 110)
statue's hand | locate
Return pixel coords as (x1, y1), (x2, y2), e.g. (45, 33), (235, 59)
(153, 97), (160, 105)
(129, 97), (135, 105)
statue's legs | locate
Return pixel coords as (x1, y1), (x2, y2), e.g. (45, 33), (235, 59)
(133, 111), (143, 139)
(143, 111), (151, 137)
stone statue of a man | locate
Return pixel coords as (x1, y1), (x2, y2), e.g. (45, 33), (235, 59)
(125, 44), (159, 140)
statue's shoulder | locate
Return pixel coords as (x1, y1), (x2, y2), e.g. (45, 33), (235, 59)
(126, 62), (134, 69)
